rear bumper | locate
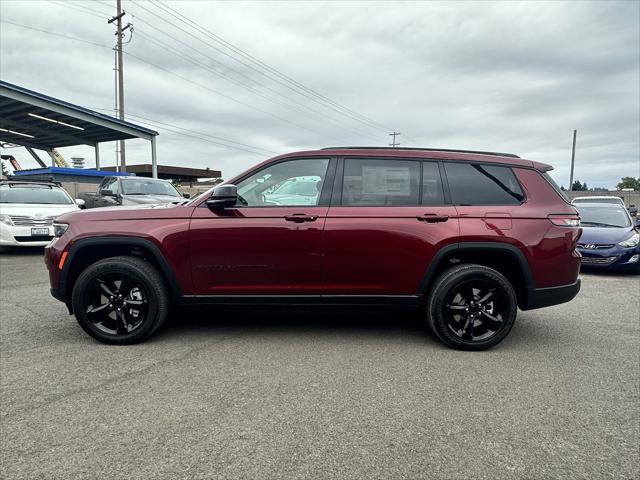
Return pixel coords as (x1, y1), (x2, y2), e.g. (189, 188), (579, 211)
(521, 279), (581, 310)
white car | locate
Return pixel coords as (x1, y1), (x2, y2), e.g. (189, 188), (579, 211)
(572, 196), (625, 207)
(0, 181), (82, 247)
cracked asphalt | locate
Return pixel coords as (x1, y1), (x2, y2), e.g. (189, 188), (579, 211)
(1, 249), (638, 479)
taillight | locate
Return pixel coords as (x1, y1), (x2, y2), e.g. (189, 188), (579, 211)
(547, 214), (580, 227)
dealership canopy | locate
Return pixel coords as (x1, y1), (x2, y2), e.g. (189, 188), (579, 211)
(0, 80), (160, 177)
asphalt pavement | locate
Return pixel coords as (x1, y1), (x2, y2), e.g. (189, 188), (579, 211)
(1, 248), (638, 480)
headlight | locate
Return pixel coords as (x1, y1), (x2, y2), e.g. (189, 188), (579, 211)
(53, 222), (69, 237)
(0, 214), (13, 226)
(618, 232), (639, 248)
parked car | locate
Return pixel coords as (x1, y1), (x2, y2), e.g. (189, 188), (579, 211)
(0, 180), (82, 247)
(575, 203), (639, 272)
(572, 195), (625, 207)
(77, 176), (187, 209)
(262, 175), (322, 205)
(44, 147), (582, 350)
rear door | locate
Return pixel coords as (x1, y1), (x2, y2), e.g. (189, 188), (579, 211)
(322, 158), (459, 298)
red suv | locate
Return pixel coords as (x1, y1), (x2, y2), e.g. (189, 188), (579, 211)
(45, 147), (582, 350)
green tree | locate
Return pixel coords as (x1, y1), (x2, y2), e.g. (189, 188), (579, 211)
(572, 180), (586, 191)
(616, 176), (640, 191)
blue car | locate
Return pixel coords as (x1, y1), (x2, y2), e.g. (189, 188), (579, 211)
(575, 203), (640, 273)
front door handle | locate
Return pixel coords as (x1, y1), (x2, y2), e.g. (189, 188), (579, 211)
(417, 214), (449, 223)
(285, 213), (318, 223)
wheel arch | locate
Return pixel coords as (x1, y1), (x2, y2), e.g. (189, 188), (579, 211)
(60, 236), (181, 311)
(418, 242), (534, 309)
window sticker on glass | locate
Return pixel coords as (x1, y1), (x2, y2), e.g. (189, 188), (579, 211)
(362, 167), (411, 196)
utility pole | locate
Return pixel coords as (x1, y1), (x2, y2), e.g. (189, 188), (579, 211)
(389, 132), (401, 148)
(568, 129), (577, 192)
(108, 0), (131, 172)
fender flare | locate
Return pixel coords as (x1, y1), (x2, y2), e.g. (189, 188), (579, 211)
(417, 242), (534, 295)
(59, 236), (182, 300)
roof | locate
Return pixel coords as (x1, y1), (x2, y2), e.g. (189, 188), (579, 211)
(12, 167), (132, 178)
(259, 147), (545, 170)
(102, 164), (222, 180)
(322, 146), (520, 158)
(0, 80), (158, 150)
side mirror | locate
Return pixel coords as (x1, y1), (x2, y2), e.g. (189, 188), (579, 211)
(182, 192), (191, 199)
(205, 184), (238, 208)
(100, 189), (115, 197)
(75, 198), (86, 208)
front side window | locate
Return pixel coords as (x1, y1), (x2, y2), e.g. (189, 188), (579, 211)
(342, 159), (420, 206)
(236, 158), (330, 206)
(445, 163), (525, 205)
(100, 178), (119, 195)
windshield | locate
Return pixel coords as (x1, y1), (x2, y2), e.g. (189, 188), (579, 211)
(0, 186), (73, 204)
(121, 180), (181, 197)
(576, 205), (631, 228)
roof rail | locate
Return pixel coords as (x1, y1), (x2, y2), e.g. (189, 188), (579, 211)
(1, 179), (62, 187)
(320, 146), (520, 158)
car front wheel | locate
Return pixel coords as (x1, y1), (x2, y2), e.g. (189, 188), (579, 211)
(71, 256), (169, 344)
(426, 264), (518, 350)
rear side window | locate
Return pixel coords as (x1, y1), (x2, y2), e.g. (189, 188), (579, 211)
(445, 163), (525, 205)
(422, 161), (445, 205)
(342, 159), (420, 206)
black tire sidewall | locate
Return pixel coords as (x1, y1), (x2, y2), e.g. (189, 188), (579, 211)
(71, 257), (168, 344)
(427, 264), (517, 350)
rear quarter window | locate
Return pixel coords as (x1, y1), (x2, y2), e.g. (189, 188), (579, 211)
(444, 162), (525, 205)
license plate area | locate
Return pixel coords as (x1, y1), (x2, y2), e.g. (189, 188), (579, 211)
(31, 227), (50, 236)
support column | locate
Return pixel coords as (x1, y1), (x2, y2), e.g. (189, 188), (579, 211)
(95, 143), (101, 170)
(151, 136), (158, 178)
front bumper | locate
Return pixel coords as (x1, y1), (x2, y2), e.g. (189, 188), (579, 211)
(0, 223), (54, 247)
(578, 245), (640, 271)
(521, 279), (581, 310)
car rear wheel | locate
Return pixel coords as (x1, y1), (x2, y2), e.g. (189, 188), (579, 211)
(71, 256), (169, 344)
(426, 264), (517, 350)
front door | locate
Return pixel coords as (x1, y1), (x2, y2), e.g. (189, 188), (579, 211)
(189, 158), (333, 296)
(322, 158), (459, 297)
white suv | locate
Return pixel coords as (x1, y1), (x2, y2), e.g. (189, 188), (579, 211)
(0, 181), (81, 247)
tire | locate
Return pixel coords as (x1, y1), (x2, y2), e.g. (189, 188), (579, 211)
(426, 264), (517, 351)
(71, 256), (170, 345)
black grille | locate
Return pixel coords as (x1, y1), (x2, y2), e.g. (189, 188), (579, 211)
(14, 236), (54, 242)
(581, 256), (618, 266)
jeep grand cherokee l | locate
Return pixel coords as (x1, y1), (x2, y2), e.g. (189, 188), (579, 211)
(44, 147), (582, 350)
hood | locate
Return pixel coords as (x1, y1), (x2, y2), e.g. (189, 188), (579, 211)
(121, 194), (182, 205)
(56, 201), (192, 223)
(578, 226), (636, 245)
(0, 203), (79, 217)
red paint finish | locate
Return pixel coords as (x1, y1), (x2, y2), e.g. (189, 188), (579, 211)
(189, 206), (328, 294)
(45, 148), (581, 307)
(322, 206), (459, 294)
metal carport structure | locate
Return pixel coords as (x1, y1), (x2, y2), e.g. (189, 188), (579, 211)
(0, 80), (160, 177)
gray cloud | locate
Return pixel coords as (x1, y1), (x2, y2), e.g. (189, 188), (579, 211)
(0, 0), (638, 187)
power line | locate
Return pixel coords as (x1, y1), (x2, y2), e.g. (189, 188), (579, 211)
(133, 28), (380, 144)
(152, 0), (401, 135)
(0, 20), (345, 143)
(129, 0), (394, 140)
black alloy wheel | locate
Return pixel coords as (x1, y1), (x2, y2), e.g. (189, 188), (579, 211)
(71, 256), (169, 344)
(82, 273), (149, 335)
(427, 264), (518, 350)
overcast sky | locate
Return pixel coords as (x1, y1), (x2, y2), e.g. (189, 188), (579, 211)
(1, 0), (639, 187)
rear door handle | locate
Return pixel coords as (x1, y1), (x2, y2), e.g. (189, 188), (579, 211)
(417, 214), (449, 223)
(285, 213), (318, 223)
